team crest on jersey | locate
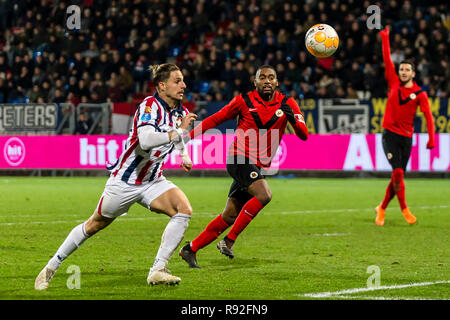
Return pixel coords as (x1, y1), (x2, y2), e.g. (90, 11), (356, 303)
(409, 93), (417, 100)
(175, 115), (183, 128)
(276, 109), (284, 117)
(250, 171), (258, 179)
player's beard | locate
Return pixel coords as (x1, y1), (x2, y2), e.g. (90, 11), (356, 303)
(166, 92), (183, 107)
(399, 75), (413, 85)
(258, 88), (275, 101)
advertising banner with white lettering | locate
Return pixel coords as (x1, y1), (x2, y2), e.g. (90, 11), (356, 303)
(0, 104), (58, 133)
(1, 134), (449, 172)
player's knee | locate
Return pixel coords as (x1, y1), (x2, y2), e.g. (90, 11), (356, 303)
(391, 168), (404, 192)
(176, 202), (193, 216)
(222, 210), (238, 225)
(85, 218), (106, 236)
(257, 190), (272, 206)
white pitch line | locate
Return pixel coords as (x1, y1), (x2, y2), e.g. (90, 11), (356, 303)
(1, 204), (449, 226)
(326, 295), (439, 300)
(299, 280), (450, 298)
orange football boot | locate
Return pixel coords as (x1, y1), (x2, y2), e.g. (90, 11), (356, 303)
(375, 205), (385, 226)
(401, 207), (417, 225)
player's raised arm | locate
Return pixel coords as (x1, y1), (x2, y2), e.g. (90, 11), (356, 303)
(281, 97), (308, 141)
(379, 26), (399, 88)
(188, 95), (241, 140)
(418, 92), (435, 149)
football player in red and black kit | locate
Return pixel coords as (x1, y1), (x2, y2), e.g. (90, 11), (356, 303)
(375, 26), (435, 226)
(179, 65), (308, 268)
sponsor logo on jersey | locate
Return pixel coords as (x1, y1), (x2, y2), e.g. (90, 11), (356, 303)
(175, 116), (183, 128)
(295, 114), (305, 124)
(145, 105), (152, 113)
(141, 113), (151, 122)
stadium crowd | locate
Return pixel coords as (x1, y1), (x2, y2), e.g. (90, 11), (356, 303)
(0, 0), (448, 109)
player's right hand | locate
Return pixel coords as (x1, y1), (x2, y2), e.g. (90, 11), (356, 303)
(426, 140), (435, 149)
(181, 113), (198, 131)
(379, 26), (390, 37)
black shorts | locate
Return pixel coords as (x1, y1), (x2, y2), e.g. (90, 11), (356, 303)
(382, 129), (412, 170)
(226, 155), (265, 204)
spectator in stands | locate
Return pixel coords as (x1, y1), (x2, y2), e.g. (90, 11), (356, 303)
(29, 85), (45, 103)
(107, 78), (124, 102)
(0, 0), (446, 107)
(75, 112), (93, 135)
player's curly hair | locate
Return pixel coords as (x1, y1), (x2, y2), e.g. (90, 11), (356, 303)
(149, 63), (180, 89)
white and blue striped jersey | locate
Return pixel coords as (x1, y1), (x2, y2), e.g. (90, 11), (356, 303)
(107, 93), (188, 185)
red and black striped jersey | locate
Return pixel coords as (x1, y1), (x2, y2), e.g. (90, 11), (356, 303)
(190, 90), (308, 167)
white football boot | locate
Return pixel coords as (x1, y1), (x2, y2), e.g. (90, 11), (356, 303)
(147, 268), (181, 286)
(34, 266), (56, 290)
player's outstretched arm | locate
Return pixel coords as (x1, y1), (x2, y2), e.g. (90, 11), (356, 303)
(281, 98), (308, 141)
(188, 96), (241, 140)
(379, 26), (399, 87)
(418, 93), (435, 149)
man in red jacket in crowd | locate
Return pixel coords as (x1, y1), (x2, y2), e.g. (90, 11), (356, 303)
(376, 26), (435, 226)
(179, 65), (308, 268)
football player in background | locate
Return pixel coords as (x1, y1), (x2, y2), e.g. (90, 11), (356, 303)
(375, 26), (435, 226)
(35, 64), (197, 289)
(179, 65), (308, 268)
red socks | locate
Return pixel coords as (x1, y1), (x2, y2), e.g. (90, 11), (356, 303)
(190, 197), (265, 253)
(190, 214), (230, 252)
(226, 197), (264, 242)
(381, 168), (407, 210)
(392, 168), (407, 210)
(381, 180), (395, 209)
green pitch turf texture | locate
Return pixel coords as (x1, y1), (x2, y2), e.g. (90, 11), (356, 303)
(0, 176), (449, 300)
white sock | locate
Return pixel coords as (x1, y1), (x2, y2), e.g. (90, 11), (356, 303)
(151, 213), (191, 272)
(47, 223), (90, 271)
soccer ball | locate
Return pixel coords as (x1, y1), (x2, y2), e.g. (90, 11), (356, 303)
(305, 24), (339, 58)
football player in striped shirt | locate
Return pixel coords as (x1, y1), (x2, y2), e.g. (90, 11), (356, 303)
(35, 64), (197, 289)
(375, 26), (435, 226)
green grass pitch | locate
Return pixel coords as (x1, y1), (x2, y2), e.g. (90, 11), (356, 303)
(0, 176), (449, 300)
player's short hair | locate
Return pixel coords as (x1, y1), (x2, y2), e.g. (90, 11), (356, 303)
(149, 63), (180, 88)
(256, 64), (277, 76)
(399, 59), (415, 72)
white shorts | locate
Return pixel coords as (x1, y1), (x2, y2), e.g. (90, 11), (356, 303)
(95, 175), (177, 219)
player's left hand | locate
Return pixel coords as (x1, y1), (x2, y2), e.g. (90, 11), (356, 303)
(180, 113), (198, 131)
(426, 140), (435, 149)
(180, 162), (193, 172)
(280, 103), (296, 124)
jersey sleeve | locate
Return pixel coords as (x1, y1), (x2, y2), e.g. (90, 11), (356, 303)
(418, 92), (435, 142)
(137, 97), (164, 132)
(380, 31), (400, 89)
(286, 97), (308, 140)
(189, 95), (242, 139)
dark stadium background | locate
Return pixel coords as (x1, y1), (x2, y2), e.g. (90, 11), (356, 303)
(0, 0), (448, 133)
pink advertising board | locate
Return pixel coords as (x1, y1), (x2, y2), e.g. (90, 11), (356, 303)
(1, 134), (449, 171)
